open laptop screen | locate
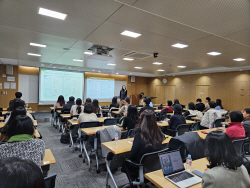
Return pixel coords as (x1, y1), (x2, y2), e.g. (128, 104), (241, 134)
(159, 151), (185, 176)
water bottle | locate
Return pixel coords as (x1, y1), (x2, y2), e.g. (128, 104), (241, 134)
(101, 112), (103, 118)
(222, 122), (225, 131)
(209, 123), (213, 132)
(186, 154), (192, 172)
(156, 106), (158, 110)
(115, 133), (118, 144)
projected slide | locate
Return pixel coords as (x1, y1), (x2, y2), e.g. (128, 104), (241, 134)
(39, 69), (83, 104)
(86, 77), (114, 99)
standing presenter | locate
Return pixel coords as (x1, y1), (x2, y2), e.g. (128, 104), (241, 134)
(120, 85), (127, 101)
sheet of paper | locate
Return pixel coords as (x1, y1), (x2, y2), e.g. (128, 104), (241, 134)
(0, 83), (2, 89)
(7, 76), (15, 81)
(4, 82), (10, 89)
(11, 82), (16, 89)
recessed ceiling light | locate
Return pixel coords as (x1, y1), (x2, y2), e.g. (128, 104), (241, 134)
(30, 43), (46, 48)
(153, 62), (163, 65)
(69, 67), (72, 69)
(233, 58), (245, 61)
(130, 73), (132, 74)
(98, 71), (101, 72)
(134, 67), (142, 69)
(172, 43), (188, 48)
(157, 69), (165, 71)
(123, 57), (134, 61)
(116, 73), (119, 74)
(92, 69), (95, 71)
(207, 52), (221, 56)
(240, 69), (242, 71)
(53, 67), (56, 68)
(41, 64), (44, 66)
(121, 30), (141, 38)
(38, 7), (67, 20)
(27, 53), (41, 57)
(173, 75), (174, 76)
(84, 51), (93, 55)
(177, 65), (186, 68)
(73, 59), (83, 62)
(107, 63), (116, 66)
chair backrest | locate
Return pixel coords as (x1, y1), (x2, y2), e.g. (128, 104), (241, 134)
(213, 118), (225, 128)
(79, 121), (99, 129)
(161, 114), (169, 121)
(136, 105), (143, 108)
(140, 148), (169, 174)
(157, 106), (163, 110)
(63, 110), (70, 114)
(0, 112), (2, 116)
(178, 144), (188, 162)
(190, 121), (200, 131)
(176, 124), (191, 136)
(233, 137), (248, 156)
(127, 129), (134, 138)
(185, 115), (196, 120)
(0, 108), (2, 112)
(110, 108), (119, 112)
(96, 113), (101, 117)
(103, 118), (119, 126)
(71, 115), (79, 119)
(44, 173), (57, 188)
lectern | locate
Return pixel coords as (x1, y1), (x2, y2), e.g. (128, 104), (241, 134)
(131, 94), (140, 105)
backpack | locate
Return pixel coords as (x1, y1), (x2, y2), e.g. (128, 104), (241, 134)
(60, 133), (70, 144)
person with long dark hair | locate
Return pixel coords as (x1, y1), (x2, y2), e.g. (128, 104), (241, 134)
(92, 99), (102, 114)
(183, 102), (203, 118)
(84, 98), (92, 106)
(109, 97), (119, 109)
(70, 98), (83, 116)
(215, 99), (223, 110)
(122, 105), (139, 134)
(54, 95), (65, 111)
(120, 85), (127, 101)
(202, 131), (250, 188)
(172, 99), (180, 106)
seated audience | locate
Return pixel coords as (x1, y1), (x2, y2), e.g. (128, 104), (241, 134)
(61, 96), (75, 113)
(119, 100), (128, 116)
(139, 97), (154, 115)
(161, 100), (173, 113)
(215, 99), (223, 110)
(0, 157), (46, 188)
(125, 97), (131, 105)
(172, 99), (180, 106)
(0, 115), (45, 167)
(84, 98), (92, 106)
(226, 110), (245, 141)
(54, 95), (65, 111)
(122, 105), (140, 135)
(205, 97), (211, 111)
(92, 99), (102, 114)
(8, 91), (22, 111)
(243, 108), (250, 138)
(78, 104), (98, 123)
(184, 102), (203, 118)
(202, 131), (250, 188)
(200, 101), (221, 128)
(149, 97), (153, 107)
(109, 97), (120, 109)
(195, 98), (205, 112)
(70, 98), (83, 116)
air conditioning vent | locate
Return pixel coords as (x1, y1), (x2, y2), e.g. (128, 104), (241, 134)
(123, 51), (151, 59)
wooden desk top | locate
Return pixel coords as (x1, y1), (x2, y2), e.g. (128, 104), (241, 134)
(155, 110), (161, 113)
(192, 116), (224, 121)
(34, 129), (40, 138)
(50, 107), (54, 110)
(2, 108), (8, 111)
(34, 120), (37, 126)
(191, 128), (226, 139)
(145, 158), (208, 188)
(102, 109), (109, 111)
(102, 136), (172, 155)
(157, 120), (196, 127)
(41, 149), (56, 166)
(68, 117), (114, 125)
(81, 125), (124, 135)
(0, 120), (37, 129)
(112, 111), (121, 114)
(57, 110), (62, 113)
(60, 114), (71, 118)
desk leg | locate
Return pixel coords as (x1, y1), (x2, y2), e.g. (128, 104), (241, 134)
(83, 141), (91, 169)
(69, 124), (74, 151)
(105, 158), (118, 188)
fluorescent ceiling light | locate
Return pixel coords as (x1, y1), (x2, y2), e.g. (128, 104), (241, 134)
(153, 62), (162, 65)
(207, 52), (221, 56)
(121, 30), (141, 38)
(172, 43), (188, 48)
(53, 67), (56, 68)
(38, 7), (67, 20)
(41, 64), (44, 66)
(84, 51), (93, 55)
(73, 59), (83, 62)
(233, 58), (245, 61)
(177, 65), (186, 68)
(116, 73), (119, 74)
(134, 67), (142, 69)
(30, 43), (46, 48)
(27, 53), (41, 57)
(107, 63), (116, 66)
(130, 73), (132, 74)
(123, 57), (134, 61)
(98, 71), (101, 72)
(157, 69), (165, 71)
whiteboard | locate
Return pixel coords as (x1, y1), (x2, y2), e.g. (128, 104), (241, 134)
(18, 74), (39, 103)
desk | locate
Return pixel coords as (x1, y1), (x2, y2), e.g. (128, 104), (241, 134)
(57, 110), (62, 113)
(191, 117), (202, 121)
(155, 110), (161, 113)
(112, 111), (121, 114)
(34, 129), (40, 138)
(2, 108), (8, 111)
(157, 120), (196, 127)
(50, 107), (54, 110)
(34, 120), (37, 126)
(102, 109), (109, 111)
(145, 158), (208, 188)
(60, 114), (71, 118)
(0, 122), (5, 128)
(81, 125), (124, 135)
(0, 117), (4, 121)
(68, 117), (114, 125)
(41, 149), (56, 166)
(191, 128), (226, 139)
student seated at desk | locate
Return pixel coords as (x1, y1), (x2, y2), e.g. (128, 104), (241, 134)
(92, 99), (102, 114)
(242, 108), (250, 138)
(161, 100), (173, 113)
(149, 97), (153, 108)
(125, 97), (131, 105)
(226, 110), (245, 141)
(0, 115), (45, 168)
(122, 110), (164, 180)
(0, 157), (46, 188)
(195, 98), (205, 112)
(70, 98), (84, 116)
(172, 98), (181, 107)
(84, 98), (92, 106)
(215, 99), (223, 110)
(200, 101), (221, 129)
(204, 97), (211, 111)
(61, 96), (75, 113)
(122, 105), (139, 135)
(139, 97), (154, 115)
(54, 95), (65, 111)
(78, 104), (98, 123)
(8, 91), (22, 111)
(202, 131), (250, 188)
(109, 97), (119, 109)
(119, 100), (128, 116)
(183, 102), (203, 118)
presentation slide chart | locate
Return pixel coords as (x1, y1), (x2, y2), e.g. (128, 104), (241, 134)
(39, 69), (83, 104)
(86, 77), (115, 99)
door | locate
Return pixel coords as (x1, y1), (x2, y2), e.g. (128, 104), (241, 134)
(165, 86), (175, 104)
(196, 86), (209, 103)
(156, 86), (165, 104)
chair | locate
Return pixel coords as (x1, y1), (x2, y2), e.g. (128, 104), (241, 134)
(213, 118), (225, 128)
(109, 108), (119, 117)
(0, 108), (2, 112)
(122, 148), (169, 188)
(136, 105), (143, 108)
(127, 129), (134, 138)
(58, 110), (70, 132)
(103, 118), (119, 126)
(161, 114), (171, 121)
(96, 113), (102, 117)
(70, 115), (79, 119)
(44, 173), (57, 188)
(178, 144), (188, 162)
(189, 121), (200, 131)
(185, 115), (196, 120)
(171, 124), (191, 137)
(233, 137), (249, 157)
(54, 108), (62, 128)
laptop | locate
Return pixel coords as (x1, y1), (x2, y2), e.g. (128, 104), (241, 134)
(158, 151), (202, 188)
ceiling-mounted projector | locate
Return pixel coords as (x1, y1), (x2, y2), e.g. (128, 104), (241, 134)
(87, 45), (114, 61)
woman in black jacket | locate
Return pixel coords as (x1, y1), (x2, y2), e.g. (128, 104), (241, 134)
(122, 105), (139, 136)
(120, 85), (127, 101)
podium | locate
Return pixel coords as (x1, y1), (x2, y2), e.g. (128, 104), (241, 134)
(131, 94), (140, 105)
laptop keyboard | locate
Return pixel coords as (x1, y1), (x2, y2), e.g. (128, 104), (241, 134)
(167, 171), (194, 183)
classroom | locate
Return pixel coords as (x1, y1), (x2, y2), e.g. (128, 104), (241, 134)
(0, 1), (250, 188)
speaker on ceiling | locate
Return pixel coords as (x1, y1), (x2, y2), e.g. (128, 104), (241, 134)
(6, 65), (13, 75)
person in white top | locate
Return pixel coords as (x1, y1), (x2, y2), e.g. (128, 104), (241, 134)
(183, 102), (203, 118)
(78, 104), (98, 123)
(200, 101), (221, 128)
(70, 98), (84, 116)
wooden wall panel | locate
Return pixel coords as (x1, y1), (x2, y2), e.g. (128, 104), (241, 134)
(127, 76), (149, 97)
(18, 66), (39, 75)
(196, 86), (209, 103)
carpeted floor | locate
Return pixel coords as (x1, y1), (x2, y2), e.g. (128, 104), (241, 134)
(34, 112), (156, 188)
